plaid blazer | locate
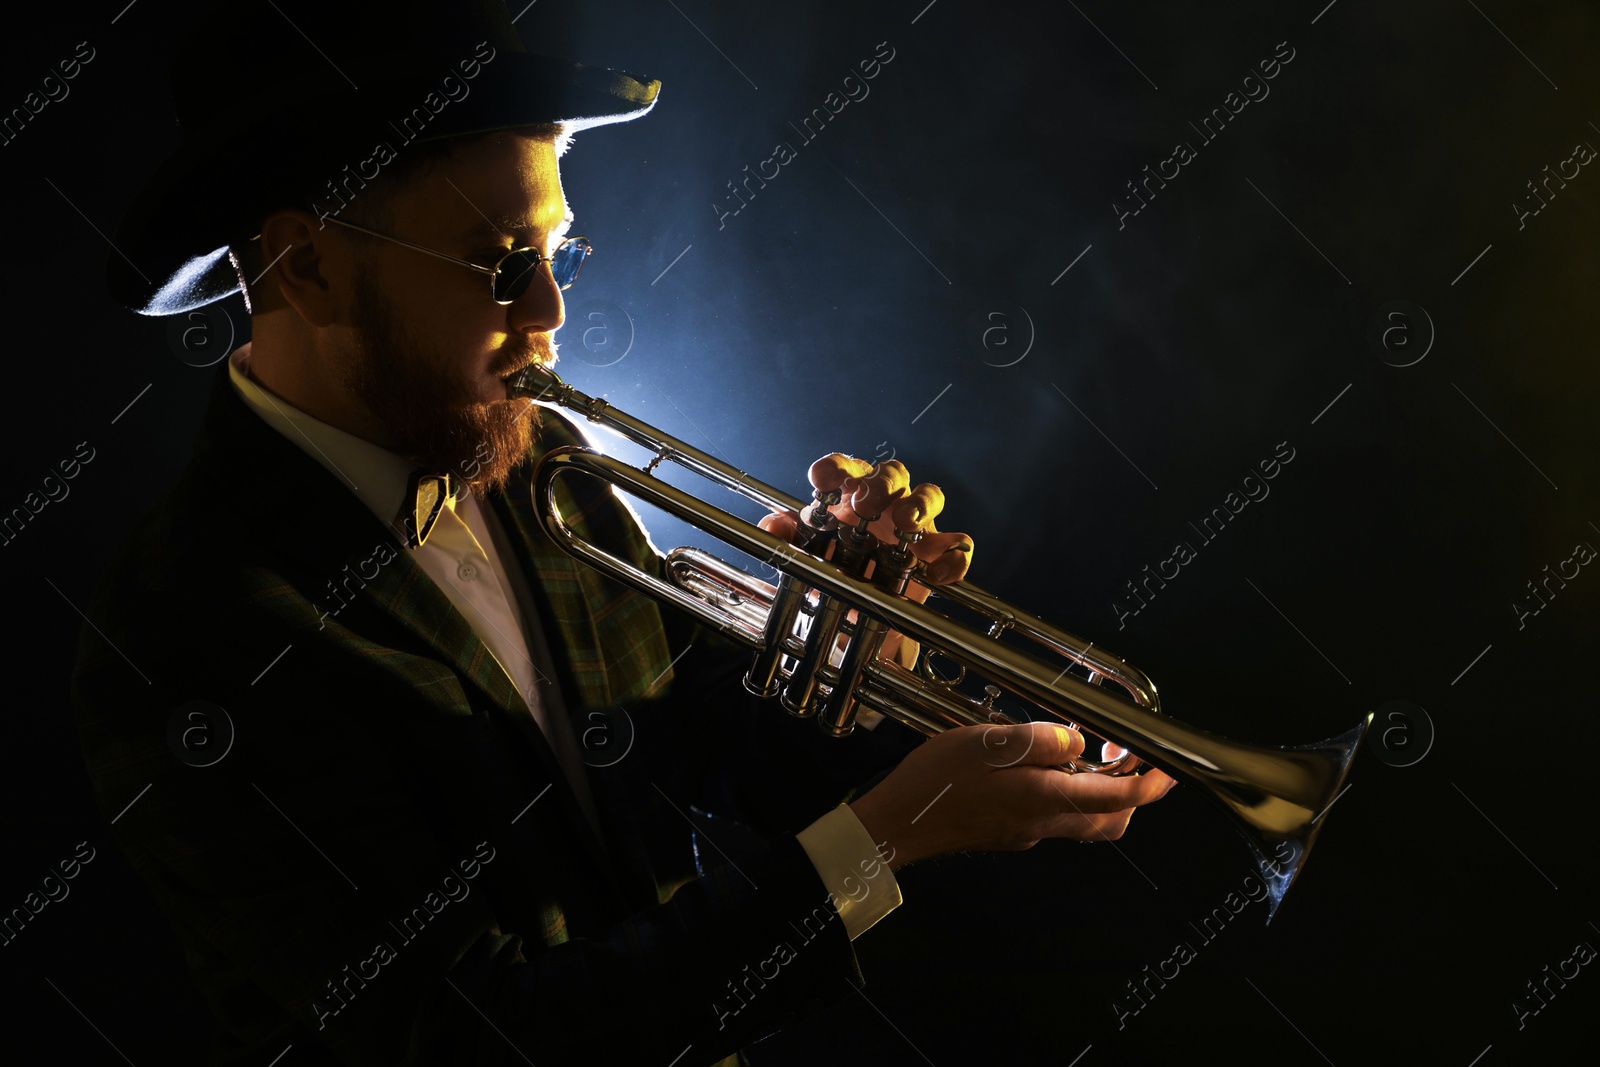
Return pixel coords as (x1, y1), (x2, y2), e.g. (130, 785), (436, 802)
(70, 362), (918, 1065)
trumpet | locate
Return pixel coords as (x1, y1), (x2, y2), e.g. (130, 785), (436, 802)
(510, 363), (1370, 920)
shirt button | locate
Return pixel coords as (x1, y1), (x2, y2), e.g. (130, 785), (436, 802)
(457, 561), (478, 581)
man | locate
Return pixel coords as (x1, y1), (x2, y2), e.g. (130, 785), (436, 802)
(72, 3), (1174, 1063)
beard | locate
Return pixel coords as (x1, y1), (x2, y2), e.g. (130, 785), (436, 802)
(341, 261), (544, 498)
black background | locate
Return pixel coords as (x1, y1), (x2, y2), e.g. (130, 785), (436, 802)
(2, 1), (1596, 1064)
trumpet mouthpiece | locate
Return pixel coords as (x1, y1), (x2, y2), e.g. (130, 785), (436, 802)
(508, 362), (562, 400)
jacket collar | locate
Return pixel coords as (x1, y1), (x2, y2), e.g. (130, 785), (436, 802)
(225, 343), (423, 537)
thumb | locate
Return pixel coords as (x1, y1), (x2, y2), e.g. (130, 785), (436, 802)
(978, 721), (1084, 769)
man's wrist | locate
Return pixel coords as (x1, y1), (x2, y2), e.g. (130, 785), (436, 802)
(847, 793), (920, 872)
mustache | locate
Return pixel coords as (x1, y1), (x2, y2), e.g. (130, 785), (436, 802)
(490, 335), (557, 378)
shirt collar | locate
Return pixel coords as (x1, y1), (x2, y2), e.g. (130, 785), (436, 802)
(227, 342), (448, 538)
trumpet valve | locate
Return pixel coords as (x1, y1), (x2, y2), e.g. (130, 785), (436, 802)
(818, 614), (891, 738)
(801, 488), (841, 528)
(888, 527), (922, 562)
(745, 574), (809, 699)
(834, 520), (878, 574)
(872, 529), (921, 595)
(791, 489), (841, 557)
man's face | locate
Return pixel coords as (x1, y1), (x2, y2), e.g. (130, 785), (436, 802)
(338, 132), (571, 496)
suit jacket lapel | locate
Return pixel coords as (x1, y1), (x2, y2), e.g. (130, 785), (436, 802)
(489, 410), (677, 711)
(193, 363), (635, 915)
(487, 409), (691, 913)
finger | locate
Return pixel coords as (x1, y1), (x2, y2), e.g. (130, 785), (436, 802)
(1079, 808), (1137, 843)
(887, 482), (945, 535)
(1041, 808), (1137, 842)
(917, 532), (974, 585)
(1047, 767), (1177, 814)
(809, 454), (873, 494)
(759, 510), (799, 542)
(907, 528), (967, 563)
(842, 461), (909, 521)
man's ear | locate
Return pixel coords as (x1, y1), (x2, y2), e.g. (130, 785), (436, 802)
(257, 208), (352, 327)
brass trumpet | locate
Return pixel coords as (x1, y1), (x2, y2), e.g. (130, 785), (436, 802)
(510, 363), (1370, 919)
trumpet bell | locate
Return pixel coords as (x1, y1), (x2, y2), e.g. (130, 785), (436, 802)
(1215, 715), (1371, 920)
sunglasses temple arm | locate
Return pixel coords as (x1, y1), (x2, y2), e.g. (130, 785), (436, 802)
(325, 216), (497, 279)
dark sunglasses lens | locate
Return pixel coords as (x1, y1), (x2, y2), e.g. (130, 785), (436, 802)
(550, 238), (591, 288)
(493, 250), (543, 302)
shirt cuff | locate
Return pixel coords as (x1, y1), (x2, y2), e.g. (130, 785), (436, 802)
(795, 803), (901, 940)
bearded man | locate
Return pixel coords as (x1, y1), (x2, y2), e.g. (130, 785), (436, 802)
(71, 3), (1173, 1063)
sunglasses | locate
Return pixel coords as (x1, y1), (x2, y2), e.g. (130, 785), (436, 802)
(317, 215), (592, 303)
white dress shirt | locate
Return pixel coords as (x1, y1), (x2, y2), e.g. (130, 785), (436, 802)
(227, 343), (900, 938)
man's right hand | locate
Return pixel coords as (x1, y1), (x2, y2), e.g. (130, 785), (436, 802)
(848, 722), (1177, 871)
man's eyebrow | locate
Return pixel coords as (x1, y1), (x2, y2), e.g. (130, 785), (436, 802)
(478, 210), (574, 239)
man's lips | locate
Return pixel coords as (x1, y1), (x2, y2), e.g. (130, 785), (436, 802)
(495, 360), (548, 405)
(493, 350), (551, 380)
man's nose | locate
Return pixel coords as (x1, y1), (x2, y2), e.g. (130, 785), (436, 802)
(509, 262), (564, 335)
